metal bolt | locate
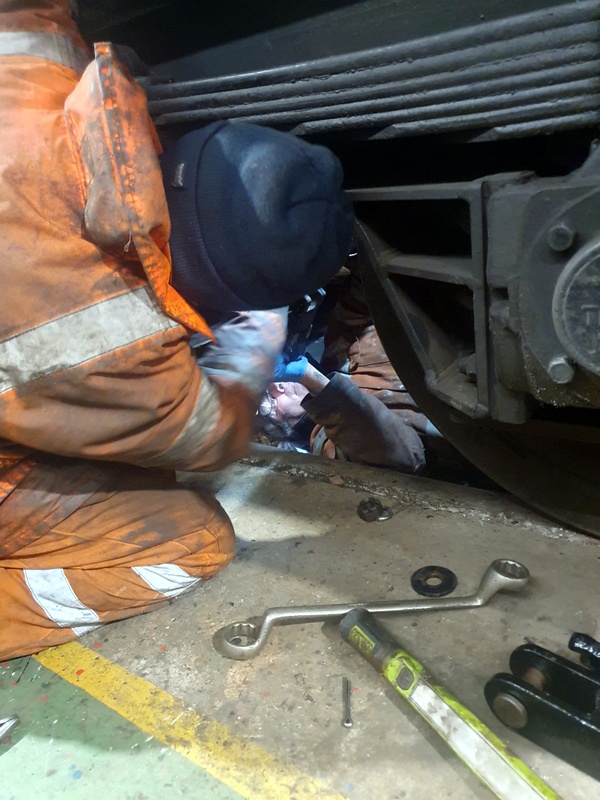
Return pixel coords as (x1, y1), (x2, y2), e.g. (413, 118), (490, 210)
(547, 356), (575, 385)
(357, 497), (393, 522)
(492, 692), (528, 730)
(342, 677), (353, 728)
(547, 222), (576, 253)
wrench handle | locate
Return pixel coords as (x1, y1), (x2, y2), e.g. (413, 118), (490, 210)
(340, 610), (561, 800)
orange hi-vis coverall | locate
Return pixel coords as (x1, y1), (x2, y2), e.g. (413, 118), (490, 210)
(0, 1), (285, 660)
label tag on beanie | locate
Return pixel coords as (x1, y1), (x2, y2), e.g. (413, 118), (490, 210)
(171, 162), (186, 189)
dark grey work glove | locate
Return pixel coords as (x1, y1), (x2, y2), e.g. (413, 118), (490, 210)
(196, 309), (287, 397)
(302, 373), (425, 473)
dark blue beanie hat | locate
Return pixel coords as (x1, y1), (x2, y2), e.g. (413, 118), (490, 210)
(161, 122), (354, 313)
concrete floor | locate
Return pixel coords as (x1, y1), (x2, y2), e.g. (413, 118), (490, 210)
(1, 447), (599, 799)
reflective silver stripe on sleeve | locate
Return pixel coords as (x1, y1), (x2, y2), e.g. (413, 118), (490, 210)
(0, 31), (89, 72)
(0, 287), (180, 394)
(137, 375), (220, 470)
(132, 564), (200, 598)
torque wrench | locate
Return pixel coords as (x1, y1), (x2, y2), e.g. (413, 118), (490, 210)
(340, 609), (561, 800)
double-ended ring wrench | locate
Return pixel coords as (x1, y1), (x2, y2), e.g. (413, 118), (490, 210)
(213, 559), (530, 660)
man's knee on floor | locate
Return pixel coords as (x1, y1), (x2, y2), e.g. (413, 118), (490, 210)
(172, 493), (236, 581)
(44, 473), (237, 579)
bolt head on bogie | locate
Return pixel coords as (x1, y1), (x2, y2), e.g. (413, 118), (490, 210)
(547, 222), (576, 253)
(546, 356), (575, 385)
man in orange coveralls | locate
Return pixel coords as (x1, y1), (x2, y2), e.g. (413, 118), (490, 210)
(0, 1), (353, 659)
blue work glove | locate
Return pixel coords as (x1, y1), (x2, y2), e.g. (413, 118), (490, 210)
(273, 353), (309, 382)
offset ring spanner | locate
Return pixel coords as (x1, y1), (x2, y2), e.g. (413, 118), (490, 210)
(213, 559), (530, 660)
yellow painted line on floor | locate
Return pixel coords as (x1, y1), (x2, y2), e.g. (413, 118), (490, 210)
(34, 642), (344, 800)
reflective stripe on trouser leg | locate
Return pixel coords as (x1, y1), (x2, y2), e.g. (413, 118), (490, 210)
(2, 563), (203, 660)
(0, 462), (235, 660)
(132, 564), (200, 598)
(23, 567), (101, 636)
(24, 565), (199, 631)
